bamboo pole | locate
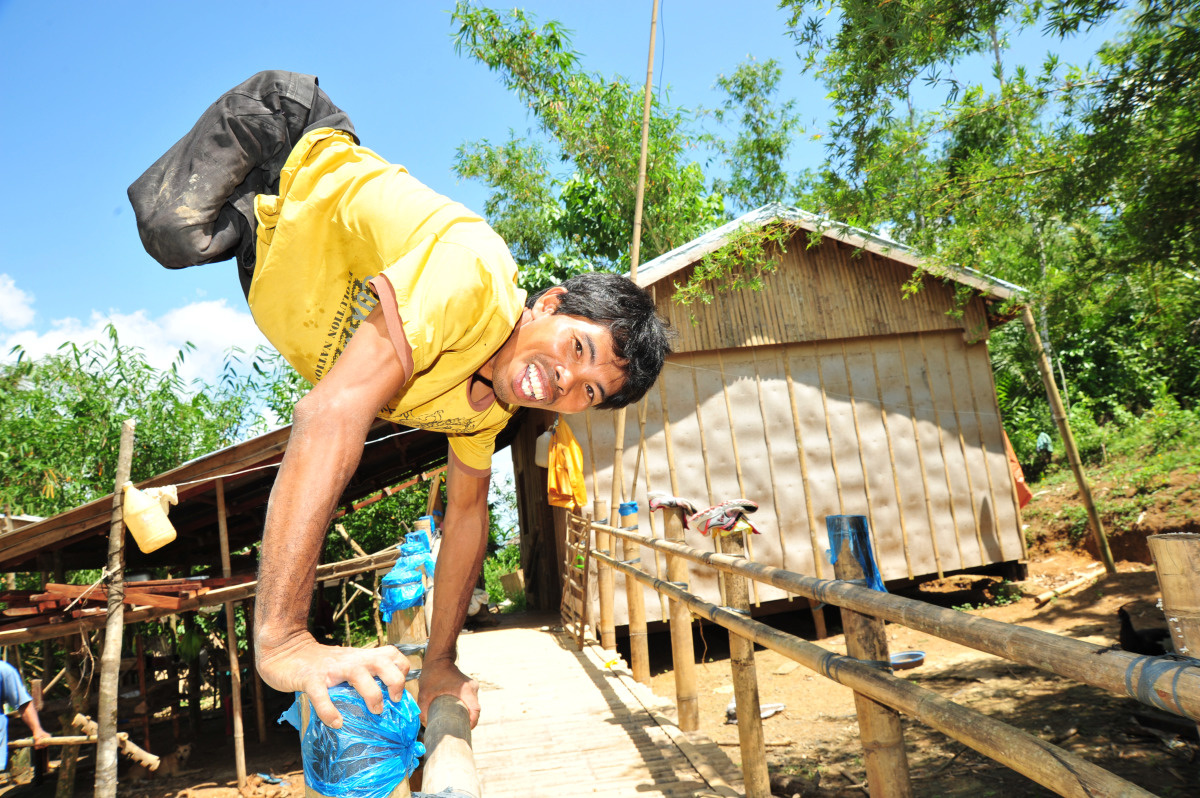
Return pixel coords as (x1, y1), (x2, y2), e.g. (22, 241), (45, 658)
(387, 605), (426, 704)
(661, 507), (698, 731)
(619, 510), (651, 685)
(719, 532), (769, 798)
(594, 552), (1155, 798)
(598, 522), (1200, 722)
(94, 418), (135, 798)
(135, 633), (150, 750)
(1020, 306), (1115, 574)
(1148, 533), (1200, 735)
(215, 478), (247, 789)
(74, 712), (159, 770)
(594, 498), (616, 650)
(54, 552), (83, 798)
(245, 598), (268, 744)
(420, 695), (482, 798)
(830, 520), (911, 798)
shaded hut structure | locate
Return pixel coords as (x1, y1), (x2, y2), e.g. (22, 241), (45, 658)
(515, 204), (1028, 624)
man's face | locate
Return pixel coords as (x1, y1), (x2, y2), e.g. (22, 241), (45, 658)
(484, 287), (627, 414)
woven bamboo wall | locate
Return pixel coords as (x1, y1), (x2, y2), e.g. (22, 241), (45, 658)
(577, 330), (1025, 625)
(652, 236), (992, 354)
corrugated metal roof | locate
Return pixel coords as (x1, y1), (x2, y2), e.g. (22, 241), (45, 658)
(633, 202), (1023, 302)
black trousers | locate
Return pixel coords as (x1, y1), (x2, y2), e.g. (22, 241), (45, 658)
(127, 71), (355, 298)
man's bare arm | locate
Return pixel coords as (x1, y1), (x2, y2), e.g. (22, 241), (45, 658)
(254, 306), (410, 728)
(417, 459), (490, 728)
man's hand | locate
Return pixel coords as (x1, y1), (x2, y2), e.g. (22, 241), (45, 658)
(257, 630), (410, 729)
(418, 659), (479, 728)
(32, 730), (50, 749)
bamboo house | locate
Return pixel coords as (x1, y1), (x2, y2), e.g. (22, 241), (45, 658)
(513, 203), (1028, 624)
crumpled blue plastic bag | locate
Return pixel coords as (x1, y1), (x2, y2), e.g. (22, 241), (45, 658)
(278, 679), (424, 798)
(378, 532), (437, 621)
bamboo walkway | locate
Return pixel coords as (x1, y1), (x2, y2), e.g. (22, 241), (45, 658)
(457, 615), (745, 797)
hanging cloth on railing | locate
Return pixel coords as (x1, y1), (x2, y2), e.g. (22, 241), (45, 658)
(546, 417), (588, 512)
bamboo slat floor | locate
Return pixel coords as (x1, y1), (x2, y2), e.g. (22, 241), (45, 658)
(457, 614), (745, 797)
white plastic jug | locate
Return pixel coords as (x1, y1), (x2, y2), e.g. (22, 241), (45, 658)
(122, 482), (177, 553)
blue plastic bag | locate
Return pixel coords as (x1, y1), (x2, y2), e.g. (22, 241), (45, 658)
(279, 680), (424, 798)
(379, 554), (436, 621)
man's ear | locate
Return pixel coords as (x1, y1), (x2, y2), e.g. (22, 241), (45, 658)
(532, 285), (568, 317)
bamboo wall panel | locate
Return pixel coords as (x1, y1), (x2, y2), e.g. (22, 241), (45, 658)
(873, 336), (938, 577)
(844, 342), (907, 577)
(574, 328), (1021, 626)
(653, 236), (993, 355)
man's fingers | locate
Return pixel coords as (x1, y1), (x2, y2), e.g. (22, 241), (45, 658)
(306, 686), (343, 730)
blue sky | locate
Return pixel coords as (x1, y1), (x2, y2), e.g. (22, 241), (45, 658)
(0, 1), (1123, 387)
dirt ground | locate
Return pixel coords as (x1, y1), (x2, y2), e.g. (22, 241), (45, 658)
(3, 466), (1197, 797)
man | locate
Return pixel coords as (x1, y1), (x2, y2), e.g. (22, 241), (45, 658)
(0, 659), (50, 771)
(129, 72), (670, 731)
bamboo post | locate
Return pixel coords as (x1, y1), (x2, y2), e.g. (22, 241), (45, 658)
(1021, 306), (1115, 574)
(420, 695), (482, 798)
(719, 532), (770, 797)
(387, 605), (426, 703)
(215, 478), (247, 789)
(662, 506), (699, 731)
(1148, 533), (1200, 736)
(829, 517), (911, 798)
(617, 503), (651, 684)
(135, 633), (150, 750)
(54, 551), (83, 798)
(94, 418), (135, 798)
(245, 598), (268, 743)
(593, 498), (616, 650)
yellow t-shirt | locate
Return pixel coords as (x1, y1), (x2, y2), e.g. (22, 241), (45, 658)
(248, 129), (527, 474)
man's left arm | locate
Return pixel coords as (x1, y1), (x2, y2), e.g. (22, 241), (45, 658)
(20, 701), (49, 747)
(417, 457), (490, 728)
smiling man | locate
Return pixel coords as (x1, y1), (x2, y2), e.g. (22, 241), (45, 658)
(128, 72), (670, 731)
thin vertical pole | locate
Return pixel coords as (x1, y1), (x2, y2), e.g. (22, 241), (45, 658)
(94, 418), (135, 798)
(594, 499), (616, 650)
(619, 511), (651, 684)
(720, 532), (770, 797)
(216, 478), (247, 789)
(1021, 306), (1115, 574)
(245, 598), (268, 743)
(662, 507), (698, 731)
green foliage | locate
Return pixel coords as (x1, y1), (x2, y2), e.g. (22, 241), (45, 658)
(672, 222), (793, 308)
(482, 543), (524, 610)
(451, 2), (725, 288)
(0, 327), (261, 516)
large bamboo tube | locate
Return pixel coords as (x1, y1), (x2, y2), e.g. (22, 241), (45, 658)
(597, 523), (1200, 722)
(662, 507), (699, 731)
(593, 553), (1155, 798)
(215, 478), (247, 789)
(593, 498), (616, 650)
(421, 695), (482, 798)
(720, 533), (769, 797)
(94, 418), (134, 798)
(1020, 306), (1115, 574)
(618, 503), (651, 685)
(1148, 533), (1200, 737)
(829, 518), (911, 798)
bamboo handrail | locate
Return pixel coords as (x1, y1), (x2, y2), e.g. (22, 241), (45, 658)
(593, 520), (1200, 723)
(592, 549), (1155, 798)
(420, 695), (481, 798)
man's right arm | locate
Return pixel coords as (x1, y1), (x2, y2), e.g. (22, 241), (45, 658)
(254, 306), (411, 729)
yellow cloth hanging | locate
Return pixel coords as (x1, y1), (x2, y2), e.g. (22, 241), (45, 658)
(546, 418), (588, 512)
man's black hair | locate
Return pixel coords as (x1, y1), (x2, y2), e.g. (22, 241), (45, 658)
(527, 273), (672, 409)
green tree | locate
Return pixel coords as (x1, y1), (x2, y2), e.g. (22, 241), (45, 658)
(0, 327), (259, 516)
(451, 2), (724, 288)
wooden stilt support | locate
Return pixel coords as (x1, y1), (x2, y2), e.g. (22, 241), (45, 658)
(720, 532), (770, 797)
(215, 478), (247, 789)
(662, 506), (699, 731)
(94, 418), (135, 798)
(594, 498), (616, 651)
(617, 503), (651, 685)
(1148, 533), (1200, 737)
(831, 520), (911, 798)
(135, 633), (150, 750)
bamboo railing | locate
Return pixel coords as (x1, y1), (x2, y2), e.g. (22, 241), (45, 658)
(581, 507), (1184, 798)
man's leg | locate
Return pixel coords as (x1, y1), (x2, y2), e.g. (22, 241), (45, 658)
(128, 71), (355, 298)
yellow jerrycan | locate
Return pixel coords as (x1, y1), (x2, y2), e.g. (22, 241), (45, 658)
(121, 482), (177, 553)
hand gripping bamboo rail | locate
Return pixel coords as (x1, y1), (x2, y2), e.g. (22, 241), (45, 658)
(593, 521), (1200, 724)
(591, 549), (1155, 798)
(417, 695), (481, 798)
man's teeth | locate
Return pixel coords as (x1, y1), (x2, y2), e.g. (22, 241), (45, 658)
(523, 365), (545, 400)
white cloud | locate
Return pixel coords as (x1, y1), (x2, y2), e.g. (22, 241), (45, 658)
(1, 299), (271, 388)
(0, 273), (36, 330)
